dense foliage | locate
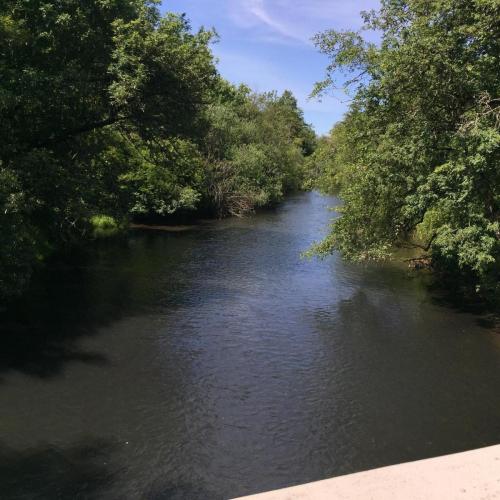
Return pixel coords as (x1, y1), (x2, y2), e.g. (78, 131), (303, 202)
(0, 0), (314, 298)
(203, 86), (315, 216)
(311, 0), (500, 300)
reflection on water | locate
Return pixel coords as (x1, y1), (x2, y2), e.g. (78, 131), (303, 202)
(1, 192), (499, 499)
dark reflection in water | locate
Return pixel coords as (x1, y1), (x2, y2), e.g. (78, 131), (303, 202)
(1, 192), (499, 499)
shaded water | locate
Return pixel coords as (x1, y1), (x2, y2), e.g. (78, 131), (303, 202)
(1, 191), (499, 499)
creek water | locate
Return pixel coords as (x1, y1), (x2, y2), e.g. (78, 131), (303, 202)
(1, 191), (499, 499)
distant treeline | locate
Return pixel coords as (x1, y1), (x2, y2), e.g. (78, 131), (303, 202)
(0, 0), (315, 298)
(305, 0), (500, 301)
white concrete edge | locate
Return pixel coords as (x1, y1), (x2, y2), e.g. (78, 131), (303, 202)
(232, 444), (500, 499)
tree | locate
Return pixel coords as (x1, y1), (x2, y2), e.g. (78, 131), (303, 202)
(312, 0), (500, 299)
(0, 1), (315, 298)
(201, 86), (314, 217)
(0, 0), (217, 297)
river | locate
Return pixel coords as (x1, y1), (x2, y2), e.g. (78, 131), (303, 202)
(1, 191), (499, 499)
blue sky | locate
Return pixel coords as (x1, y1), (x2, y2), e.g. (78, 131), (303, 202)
(162, 0), (380, 135)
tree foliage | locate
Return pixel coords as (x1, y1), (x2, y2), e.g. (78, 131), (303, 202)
(312, 0), (500, 299)
(0, 0), (314, 298)
(203, 86), (314, 216)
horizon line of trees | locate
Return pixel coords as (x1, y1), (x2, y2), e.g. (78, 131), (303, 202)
(0, 0), (316, 299)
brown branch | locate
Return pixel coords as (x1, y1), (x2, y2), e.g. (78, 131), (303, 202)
(402, 232), (437, 252)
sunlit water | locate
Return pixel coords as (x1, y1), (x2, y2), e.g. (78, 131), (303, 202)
(1, 191), (499, 499)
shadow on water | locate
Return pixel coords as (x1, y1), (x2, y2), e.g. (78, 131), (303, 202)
(0, 440), (116, 500)
(0, 278), (110, 381)
(0, 217), (304, 382)
(0, 438), (222, 500)
(0, 232), (197, 382)
(0, 223), (223, 383)
(423, 278), (500, 333)
(353, 259), (500, 333)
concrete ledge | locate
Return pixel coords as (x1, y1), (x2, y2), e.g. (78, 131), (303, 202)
(233, 444), (500, 500)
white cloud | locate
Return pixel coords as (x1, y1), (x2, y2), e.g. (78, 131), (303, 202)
(229, 0), (308, 44)
(229, 0), (378, 45)
(165, 0), (380, 133)
(246, 0), (305, 42)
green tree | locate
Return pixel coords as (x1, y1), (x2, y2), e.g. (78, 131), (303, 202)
(312, 0), (500, 298)
(0, 1), (314, 299)
(0, 0), (217, 297)
(201, 85), (314, 216)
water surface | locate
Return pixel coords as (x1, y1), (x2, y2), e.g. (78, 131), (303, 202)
(1, 192), (499, 499)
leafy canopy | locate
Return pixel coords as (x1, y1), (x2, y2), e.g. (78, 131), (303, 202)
(311, 0), (500, 298)
(0, 0), (315, 298)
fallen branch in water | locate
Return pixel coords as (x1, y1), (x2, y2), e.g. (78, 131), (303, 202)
(405, 256), (432, 269)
